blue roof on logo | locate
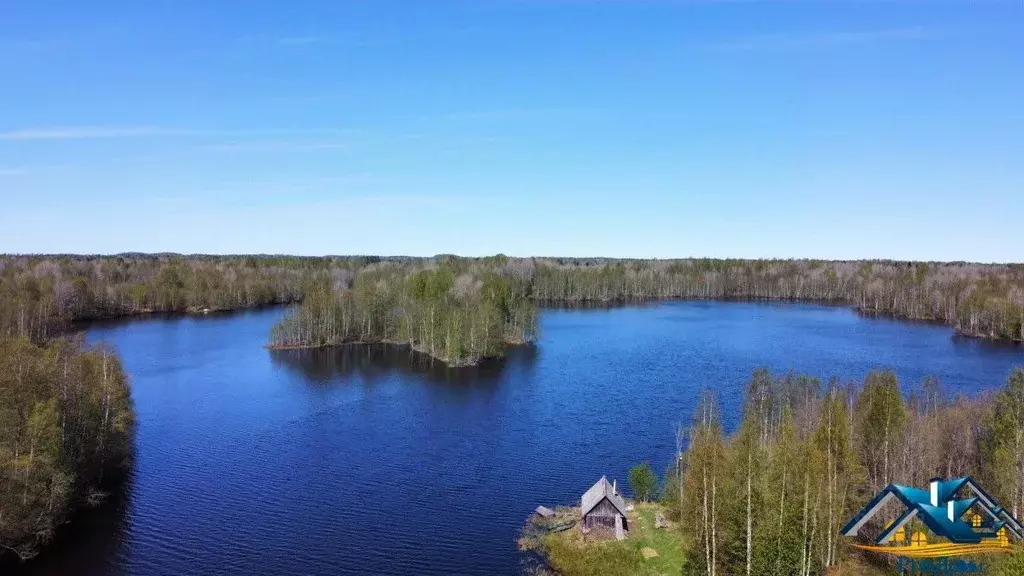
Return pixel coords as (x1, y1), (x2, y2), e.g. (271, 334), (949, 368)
(841, 477), (1023, 545)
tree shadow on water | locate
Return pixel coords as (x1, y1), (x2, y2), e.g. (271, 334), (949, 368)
(269, 343), (538, 387)
(4, 469), (135, 576)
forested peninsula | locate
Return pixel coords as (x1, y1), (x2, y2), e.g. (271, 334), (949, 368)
(0, 337), (133, 561)
(525, 368), (1024, 576)
(672, 368), (1024, 576)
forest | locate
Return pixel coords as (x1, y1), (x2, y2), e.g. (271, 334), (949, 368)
(269, 258), (537, 366)
(0, 254), (381, 342)
(0, 336), (134, 561)
(3, 254), (1022, 347)
(659, 368), (1024, 576)
(272, 257), (1024, 363)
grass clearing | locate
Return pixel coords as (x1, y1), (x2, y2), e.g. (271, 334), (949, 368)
(521, 502), (685, 576)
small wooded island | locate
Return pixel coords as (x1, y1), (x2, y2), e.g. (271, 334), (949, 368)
(267, 258), (538, 366)
(2, 253), (1024, 565)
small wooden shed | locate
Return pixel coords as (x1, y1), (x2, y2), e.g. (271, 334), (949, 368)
(581, 476), (629, 531)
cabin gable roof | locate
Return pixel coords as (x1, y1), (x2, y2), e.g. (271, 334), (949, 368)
(581, 476), (628, 517)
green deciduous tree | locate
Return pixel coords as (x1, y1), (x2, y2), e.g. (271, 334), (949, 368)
(682, 391), (726, 576)
(629, 462), (658, 503)
(855, 371), (907, 489)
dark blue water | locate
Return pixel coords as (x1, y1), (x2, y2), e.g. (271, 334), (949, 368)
(19, 302), (1024, 575)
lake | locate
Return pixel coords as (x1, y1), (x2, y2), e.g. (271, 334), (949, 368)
(17, 301), (1024, 575)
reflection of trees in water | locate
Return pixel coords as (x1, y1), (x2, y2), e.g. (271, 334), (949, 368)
(8, 469), (133, 576)
(269, 344), (538, 386)
(536, 299), (654, 310)
(950, 332), (1024, 352)
(74, 304), (293, 332)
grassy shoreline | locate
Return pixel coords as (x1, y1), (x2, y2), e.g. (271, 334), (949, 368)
(520, 502), (685, 576)
(519, 502), (901, 576)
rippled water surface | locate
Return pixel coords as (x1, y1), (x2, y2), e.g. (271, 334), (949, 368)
(18, 302), (1024, 575)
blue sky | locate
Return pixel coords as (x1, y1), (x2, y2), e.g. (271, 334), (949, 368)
(1, 0), (1022, 261)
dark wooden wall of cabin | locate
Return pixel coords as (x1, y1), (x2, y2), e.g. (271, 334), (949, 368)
(584, 498), (621, 528)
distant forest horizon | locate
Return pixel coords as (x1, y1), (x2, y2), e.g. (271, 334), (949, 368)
(3, 252), (1022, 346)
(4, 252), (1022, 265)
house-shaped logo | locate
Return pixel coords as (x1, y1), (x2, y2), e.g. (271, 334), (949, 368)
(841, 477), (1024, 558)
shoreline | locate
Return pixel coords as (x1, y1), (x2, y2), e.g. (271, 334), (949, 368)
(542, 296), (1024, 344)
(265, 340), (519, 368)
(42, 296), (1023, 347)
(69, 300), (301, 325)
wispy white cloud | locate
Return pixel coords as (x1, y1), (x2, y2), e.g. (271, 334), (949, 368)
(705, 26), (942, 51)
(199, 174), (372, 191)
(237, 34), (380, 51)
(200, 140), (348, 153)
(0, 164), (70, 176)
(0, 126), (187, 141)
(174, 175), (396, 210)
(0, 126), (352, 142)
(192, 174), (374, 197)
(434, 107), (608, 122)
(277, 36), (329, 47)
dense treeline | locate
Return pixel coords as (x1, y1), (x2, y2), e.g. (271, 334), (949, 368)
(2, 255), (1023, 343)
(0, 254), (383, 341)
(269, 258), (537, 366)
(529, 258), (1024, 341)
(665, 368), (1024, 576)
(0, 336), (133, 561)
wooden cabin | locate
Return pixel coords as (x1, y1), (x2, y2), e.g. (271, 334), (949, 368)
(581, 476), (628, 531)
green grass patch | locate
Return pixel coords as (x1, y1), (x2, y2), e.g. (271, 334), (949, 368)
(521, 502), (685, 576)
